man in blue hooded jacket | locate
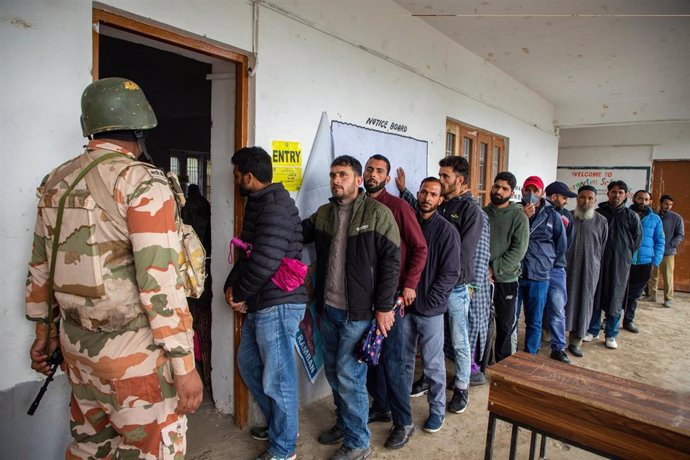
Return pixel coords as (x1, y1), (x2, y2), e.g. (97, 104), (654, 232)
(623, 190), (664, 333)
(516, 176), (567, 355)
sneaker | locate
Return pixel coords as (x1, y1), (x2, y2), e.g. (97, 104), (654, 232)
(447, 388), (469, 414)
(567, 344), (584, 357)
(410, 377), (430, 397)
(319, 425), (344, 445)
(623, 322), (640, 334)
(384, 424), (414, 449)
(469, 371), (486, 386)
(640, 295), (657, 303)
(256, 451), (296, 460)
(422, 413), (445, 433)
(664, 300), (673, 308)
(605, 337), (618, 349)
(250, 426), (268, 441)
(330, 445), (372, 460)
(583, 332), (599, 342)
(367, 409), (392, 424)
(550, 349), (571, 364)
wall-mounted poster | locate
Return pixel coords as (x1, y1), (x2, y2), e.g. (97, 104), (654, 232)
(556, 166), (651, 201)
(331, 121), (428, 196)
(271, 140), (302, 191)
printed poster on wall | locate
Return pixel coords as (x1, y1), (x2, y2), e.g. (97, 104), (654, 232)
(556, 166), (651, 202)
(271, 140), (302, 191)
(331, 121), (428, 196)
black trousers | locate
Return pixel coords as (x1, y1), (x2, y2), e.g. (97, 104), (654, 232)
(366, 307), (412, 426)
(494, 281), (518, 362)
(624, 263), (653, 324)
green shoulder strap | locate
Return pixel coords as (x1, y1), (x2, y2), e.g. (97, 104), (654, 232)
(44, 152), (122, 353)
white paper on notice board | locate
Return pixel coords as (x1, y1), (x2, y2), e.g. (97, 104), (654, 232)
(331, 121), (428, 196)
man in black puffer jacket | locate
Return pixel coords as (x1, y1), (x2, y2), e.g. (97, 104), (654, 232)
(225, 147), (307, 460)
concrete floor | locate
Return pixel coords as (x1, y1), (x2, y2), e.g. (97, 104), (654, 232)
(187, 291), (690, 460)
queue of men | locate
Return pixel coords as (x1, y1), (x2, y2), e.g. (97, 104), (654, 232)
(26, 78), (685, 460)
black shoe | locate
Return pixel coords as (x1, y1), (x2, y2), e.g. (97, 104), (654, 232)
(410, 377), (430, 397)
(250, 426), (268, 441)
(567, 344), (584, 358)
(624, 322), (640, 333)
(469, 371), (486, 386)
(319, 425), (345, 445)
(447, 388), (469, 414)
(368, 409), (392, 424)
(384, 425), (414, 449)
(550, 349), (571, 364)
(330, 445), (372, 460)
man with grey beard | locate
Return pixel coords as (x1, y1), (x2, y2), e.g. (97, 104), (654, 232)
(564, 185), (608, 357)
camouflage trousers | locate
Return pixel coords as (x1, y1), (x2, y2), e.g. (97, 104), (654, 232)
(61, 318), (187, 459)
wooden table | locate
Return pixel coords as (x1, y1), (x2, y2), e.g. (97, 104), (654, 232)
(485, 352), (690, 459)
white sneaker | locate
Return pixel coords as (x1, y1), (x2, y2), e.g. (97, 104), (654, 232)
(605, 337), (618, 349)
(583, 333), (599, 342)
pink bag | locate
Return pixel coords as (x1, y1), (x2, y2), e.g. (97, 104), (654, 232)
(229, 236), (306, 292)
(272, 257), (308, 292)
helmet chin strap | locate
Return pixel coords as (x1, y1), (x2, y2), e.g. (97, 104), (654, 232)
(135, 130), (154, 164)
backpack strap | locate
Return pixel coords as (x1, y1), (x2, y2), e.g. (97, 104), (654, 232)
(44, 152), (122, 353)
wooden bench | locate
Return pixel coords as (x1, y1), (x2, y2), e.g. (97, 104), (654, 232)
(484, 352), (690, 459)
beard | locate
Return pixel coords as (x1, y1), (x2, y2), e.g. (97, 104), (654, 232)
(631, 203), (649, 213)
(239, 185), (251, 197)
(574, 206), (595, 221)
(364, 179), (386, 194)
(490, 193), (510, 205)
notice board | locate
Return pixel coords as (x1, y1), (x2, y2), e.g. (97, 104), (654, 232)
(331, 121), (428, 196)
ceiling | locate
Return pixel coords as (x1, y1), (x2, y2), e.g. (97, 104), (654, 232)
(393, 0), (690, 127)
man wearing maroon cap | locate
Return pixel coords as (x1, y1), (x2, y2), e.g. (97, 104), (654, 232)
(515, 176), (567, 355)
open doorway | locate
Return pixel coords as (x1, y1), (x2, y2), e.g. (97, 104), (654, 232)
(93, 7), (250, 425)
(99, 30), (217, 398)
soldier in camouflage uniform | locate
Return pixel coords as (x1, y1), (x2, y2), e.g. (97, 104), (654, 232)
(26, 78), (202, 459)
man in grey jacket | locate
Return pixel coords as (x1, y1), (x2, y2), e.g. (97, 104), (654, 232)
(646, 194), (685, 307)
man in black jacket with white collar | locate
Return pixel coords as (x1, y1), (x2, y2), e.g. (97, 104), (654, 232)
(225, 146), (308, 460)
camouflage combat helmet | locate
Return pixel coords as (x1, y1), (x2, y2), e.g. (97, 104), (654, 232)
(80, 77), (157, 137)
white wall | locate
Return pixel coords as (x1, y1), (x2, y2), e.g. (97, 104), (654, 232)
(558, 122), (690, 167)
(1, 0), (92, 391)
(1, 0), (558, 435)
(253, 0), (558, 187)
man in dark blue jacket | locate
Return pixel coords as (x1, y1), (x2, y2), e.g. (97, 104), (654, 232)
(516, 176), (567, 355)
(396, 156), (481, 415)
(402, 177), (461, 435)
(646, 194), (685, 307)
(225, 147), (308, 460)
(543, 181), (578, 363)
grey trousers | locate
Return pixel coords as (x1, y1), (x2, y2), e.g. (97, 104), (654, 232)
(402, 313), (446, 417)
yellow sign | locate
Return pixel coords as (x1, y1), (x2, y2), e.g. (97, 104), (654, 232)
(271, 140), (302, 191)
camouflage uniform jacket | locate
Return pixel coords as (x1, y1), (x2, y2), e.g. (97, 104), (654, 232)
(26, 140), (195, 376)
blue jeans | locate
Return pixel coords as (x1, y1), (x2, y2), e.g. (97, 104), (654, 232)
(516, 279), (549, 354)
(588, 307), (620, 339)
(237, 303), (306, 458)
(366, 307), (412, 426)
(402, 313), (446, 417)
(544, 268), (567, 352)
(320, 305), (371, 449)
(447, 285), (471, 390)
